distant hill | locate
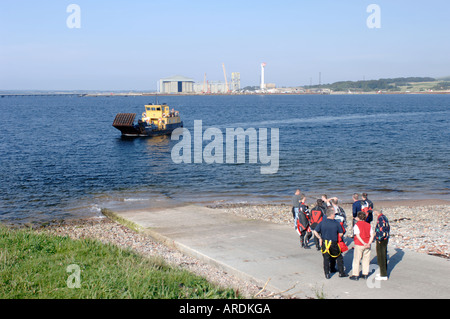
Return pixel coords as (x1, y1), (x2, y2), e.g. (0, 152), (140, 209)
(306, 77), (439, 92)
(431, 81), (450, 90)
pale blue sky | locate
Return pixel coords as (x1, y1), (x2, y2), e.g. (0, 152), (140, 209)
(1, 0), (449, 90)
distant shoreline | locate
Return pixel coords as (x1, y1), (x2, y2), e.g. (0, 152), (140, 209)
(1, 91), (449, 98)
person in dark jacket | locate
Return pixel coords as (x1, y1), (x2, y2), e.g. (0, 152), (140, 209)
(351, 193), (362, 237)
(374, 210), (390, 280)
(331, 198), (347, 235)
(313, 207), (348, 279)
(296, 196), (312, 249)
(360, 192), (374, 223)
(309, 199), (327, 250)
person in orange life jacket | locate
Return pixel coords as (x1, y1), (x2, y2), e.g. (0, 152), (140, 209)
(296, 196), (312, 249)
(360, 192), (374, 223)
(349, 211), (375, 281)
(313, 207), (348, 279)
(374, 210), (390, 280)
(310, 199), (327, 251)
(351, 193), (362, 237)
(331, 198), (347, 235)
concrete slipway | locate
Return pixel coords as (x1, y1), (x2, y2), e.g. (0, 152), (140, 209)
(109, 204), (449, 299)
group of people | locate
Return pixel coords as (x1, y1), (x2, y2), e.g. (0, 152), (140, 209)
(291, 189), (390, 281)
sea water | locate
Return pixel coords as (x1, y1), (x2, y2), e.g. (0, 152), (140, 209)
(0, 94), (448, 224)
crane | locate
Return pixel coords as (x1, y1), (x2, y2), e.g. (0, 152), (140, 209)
(203, 73), (207, 94)
(222, 63), (230, 93)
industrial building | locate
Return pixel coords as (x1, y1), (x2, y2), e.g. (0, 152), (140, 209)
(193, 81), (230, 94)
(159, 68), (241, 94)
(159, 75), (194, 94)
(231, 72), (241, 92)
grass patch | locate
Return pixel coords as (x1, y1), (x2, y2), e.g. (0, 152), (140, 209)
(0, 225), (238, 299)
(395, 81), (440, 92)
(101, 209), (142, 233)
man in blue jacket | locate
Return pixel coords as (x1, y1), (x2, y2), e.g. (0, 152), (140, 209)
(313, 207), (349, 279)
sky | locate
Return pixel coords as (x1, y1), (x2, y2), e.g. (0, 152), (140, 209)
(1, 0), (449, 90)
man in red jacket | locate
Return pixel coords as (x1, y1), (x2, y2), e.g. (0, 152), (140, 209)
(350, 211), (375, 280)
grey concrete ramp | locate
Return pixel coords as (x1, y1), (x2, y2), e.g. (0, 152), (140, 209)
(111, 204), (450, 299)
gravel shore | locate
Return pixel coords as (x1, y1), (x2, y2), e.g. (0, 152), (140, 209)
(40, 199), (449, 298)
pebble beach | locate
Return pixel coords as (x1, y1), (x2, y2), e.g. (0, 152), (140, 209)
(40, 198), (449, 298)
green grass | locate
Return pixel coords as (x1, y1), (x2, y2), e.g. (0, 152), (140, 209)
(394, 81), (440, 92)
(0, 225), (239, 299)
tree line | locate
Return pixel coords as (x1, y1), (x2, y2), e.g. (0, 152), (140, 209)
(306, 77), (436, 92)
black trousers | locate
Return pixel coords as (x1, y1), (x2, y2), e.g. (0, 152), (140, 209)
(376, 239), (389, 277)
(322, 241), (345, 275)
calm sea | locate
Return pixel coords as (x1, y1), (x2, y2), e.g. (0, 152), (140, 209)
(0, 94), (449, 224)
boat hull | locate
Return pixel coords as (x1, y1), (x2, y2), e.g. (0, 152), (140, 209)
(121, 123), (183, 137)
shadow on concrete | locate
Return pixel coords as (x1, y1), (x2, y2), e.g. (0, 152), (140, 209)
(342, 237), (354, 274)
(387, 248), (405, 276)
(368, 247), (404, 277)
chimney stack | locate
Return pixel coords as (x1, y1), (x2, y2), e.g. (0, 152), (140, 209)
(260, 62), (266, 90)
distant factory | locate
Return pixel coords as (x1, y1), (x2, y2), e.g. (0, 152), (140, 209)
(158, 63), (278, 94)
(159, 75), (240, 94)
(159, 63), (243, 94)
(159, 75), (195, 94)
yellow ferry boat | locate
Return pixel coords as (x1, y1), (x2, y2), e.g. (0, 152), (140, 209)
(112, 103), (183, 137)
